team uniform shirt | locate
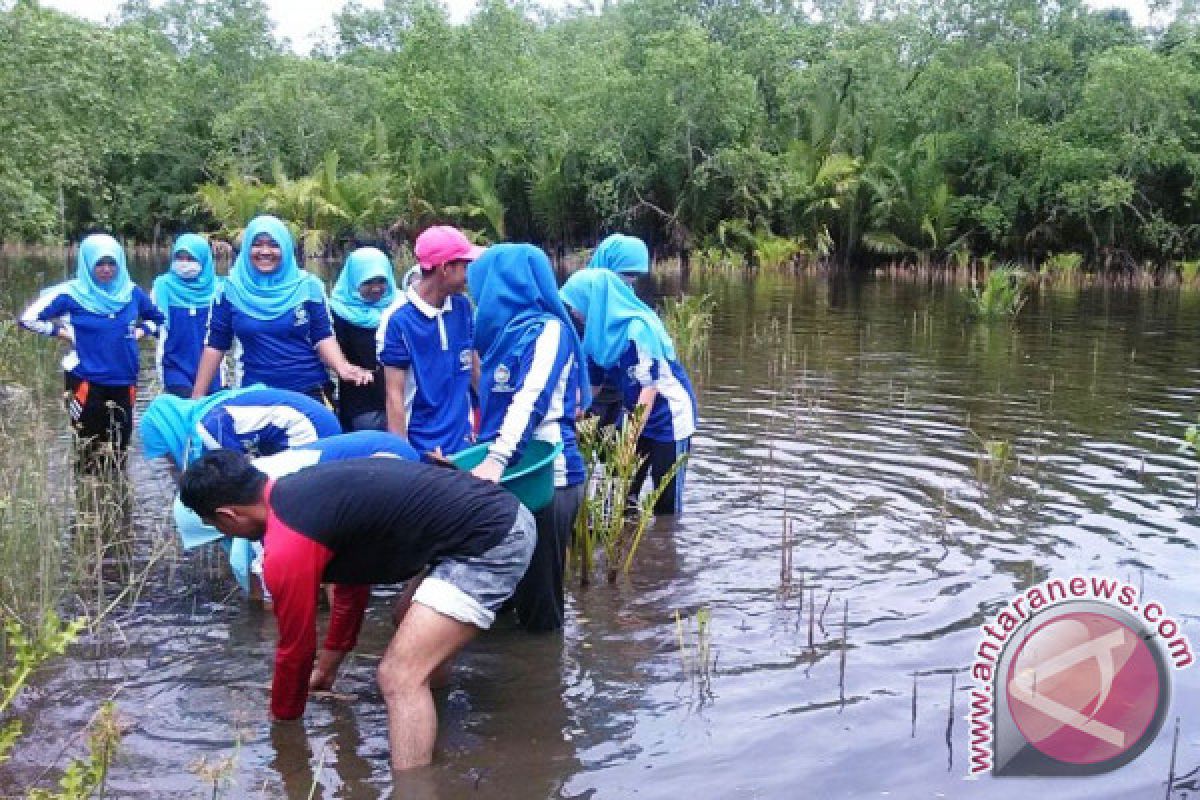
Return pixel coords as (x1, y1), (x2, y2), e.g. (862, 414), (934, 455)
(332, 312), (385, 426)
(261, 459), (521, 719)
(614, 340), (697, 443)
(376, 289), (475, 455)
(157, 302), (221, 393)
(20, 286), (163, 386)
(478, 318), (585, 487)
(206, 290), (333, 392)
(195, 388), (341, 458)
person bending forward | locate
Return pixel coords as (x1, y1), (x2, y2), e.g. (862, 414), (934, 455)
(178, 450), (535, 770)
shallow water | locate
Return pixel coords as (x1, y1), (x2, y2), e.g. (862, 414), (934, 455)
(2, 255), (1200, 798)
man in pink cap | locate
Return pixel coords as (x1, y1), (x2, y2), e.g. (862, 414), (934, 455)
(377, 226), (487, 457)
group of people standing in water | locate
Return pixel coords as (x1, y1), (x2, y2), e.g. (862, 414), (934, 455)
(18, 215), (698, 771)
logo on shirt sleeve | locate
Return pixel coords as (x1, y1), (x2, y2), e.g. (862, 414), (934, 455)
(459, 348), (472, 371)
(294, 306), (309, 327)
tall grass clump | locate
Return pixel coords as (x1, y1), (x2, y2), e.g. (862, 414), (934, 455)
(1039, 252), (1083, 284)
(1176, 260), (1200, 285)
(692, 246), (746, 274)
(661, 293), (714, 370)
(965, 266), (1027, 320)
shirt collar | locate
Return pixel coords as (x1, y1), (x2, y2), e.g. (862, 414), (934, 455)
(406, 286), (453, 319)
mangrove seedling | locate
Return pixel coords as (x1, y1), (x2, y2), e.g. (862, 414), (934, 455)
(965, 266), (1027, 320)
(1183, 419), (1200, 509)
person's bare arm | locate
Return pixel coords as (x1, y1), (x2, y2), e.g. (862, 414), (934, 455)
(316, 337), (373, 385)
(385, 366), (408, 438)
(191, 347), (225, 399)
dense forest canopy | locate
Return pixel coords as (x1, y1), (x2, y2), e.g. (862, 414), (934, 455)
(2, 0), (1200, 269)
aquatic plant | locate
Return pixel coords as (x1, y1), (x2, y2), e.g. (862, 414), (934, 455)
(964, 266), (1027, 320)
(661, 292), (714, 370)
(572, 407), (688, 583)
(2, 615), (121, 800)
(1, 613), (84, 764)
(1177, 260), (1200, 284)
(972, 434), (1014, 483)
(691, 246), (747, 274)
(1183, 418), (1200, 509)
(1040, 252), (1083, 283)
(675, 606), (715, 687)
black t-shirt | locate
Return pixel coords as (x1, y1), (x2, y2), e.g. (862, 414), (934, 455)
(332, 312), (386, 425)
(268, 458), (520, 585)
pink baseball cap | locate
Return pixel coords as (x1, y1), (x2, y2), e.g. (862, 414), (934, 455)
(414, 226), (487, 270)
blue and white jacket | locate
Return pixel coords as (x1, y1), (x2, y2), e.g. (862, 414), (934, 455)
(478, 318), (584, 488)
(20, 286), (163, 386)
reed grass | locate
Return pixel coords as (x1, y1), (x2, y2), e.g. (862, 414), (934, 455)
(661, 293), (714, 370)
(1039, 252), (1083, 284)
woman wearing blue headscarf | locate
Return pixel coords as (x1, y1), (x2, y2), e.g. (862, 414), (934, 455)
(139, 385), (341, 472)
(189, 215), (372, 404)
(583, 234), (652, 428)
(589, 233), (650, 280)
(329, 247), (396, 431)
(20, 233), (165, 468)
(560, 269), (696, 515)
(468, 243), (590, 632)
(152, 234), (222, 398)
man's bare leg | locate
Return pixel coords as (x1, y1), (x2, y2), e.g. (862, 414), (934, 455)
(377, 601), (478, 771)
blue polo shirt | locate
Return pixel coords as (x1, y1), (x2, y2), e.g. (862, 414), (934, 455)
(195, 387), (341, 458)
(477, 318), (585, 488)
(614, 341), (697, 443)
(376, 289), (475, 456)
(206, 290), (333, 393)
(20, 286), (164, 386)
(158, 304), (222, 394)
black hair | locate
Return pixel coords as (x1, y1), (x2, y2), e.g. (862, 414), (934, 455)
(179, 449), (267, 519)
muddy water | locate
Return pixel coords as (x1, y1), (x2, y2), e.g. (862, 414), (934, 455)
(3, 255), (1200, 798)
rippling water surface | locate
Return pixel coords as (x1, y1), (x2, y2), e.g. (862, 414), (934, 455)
(3, 257), (1200, 798)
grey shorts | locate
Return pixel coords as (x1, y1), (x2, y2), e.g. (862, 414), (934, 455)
(413, 504), (536, 629)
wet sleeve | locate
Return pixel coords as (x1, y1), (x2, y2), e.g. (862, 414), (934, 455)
(378, 315), (412, 369)
(19, 289), (69, 336)
(205, 294), (234, 351)
(263, 522), (333, 720)
(324, 584), (371, 652)
(487, 320), (568, 468)
(307, 299), (334, 343)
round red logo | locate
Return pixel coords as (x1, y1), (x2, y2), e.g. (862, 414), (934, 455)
(1006, 611), (1160, 766)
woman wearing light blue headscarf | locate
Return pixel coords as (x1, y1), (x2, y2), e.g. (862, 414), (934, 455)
(329, 247), (396, 431)
(189, 215), (373, 404)
(560, 269), (696, 515)
(589, 233), (650, 278)
(152, 233), (223, 398)
(20, 233), (165, 469)
(584, 234), (651, 427)
(468, 243), (590, 632)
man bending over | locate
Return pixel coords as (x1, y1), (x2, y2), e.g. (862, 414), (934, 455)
(178, 449), (535, 770)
